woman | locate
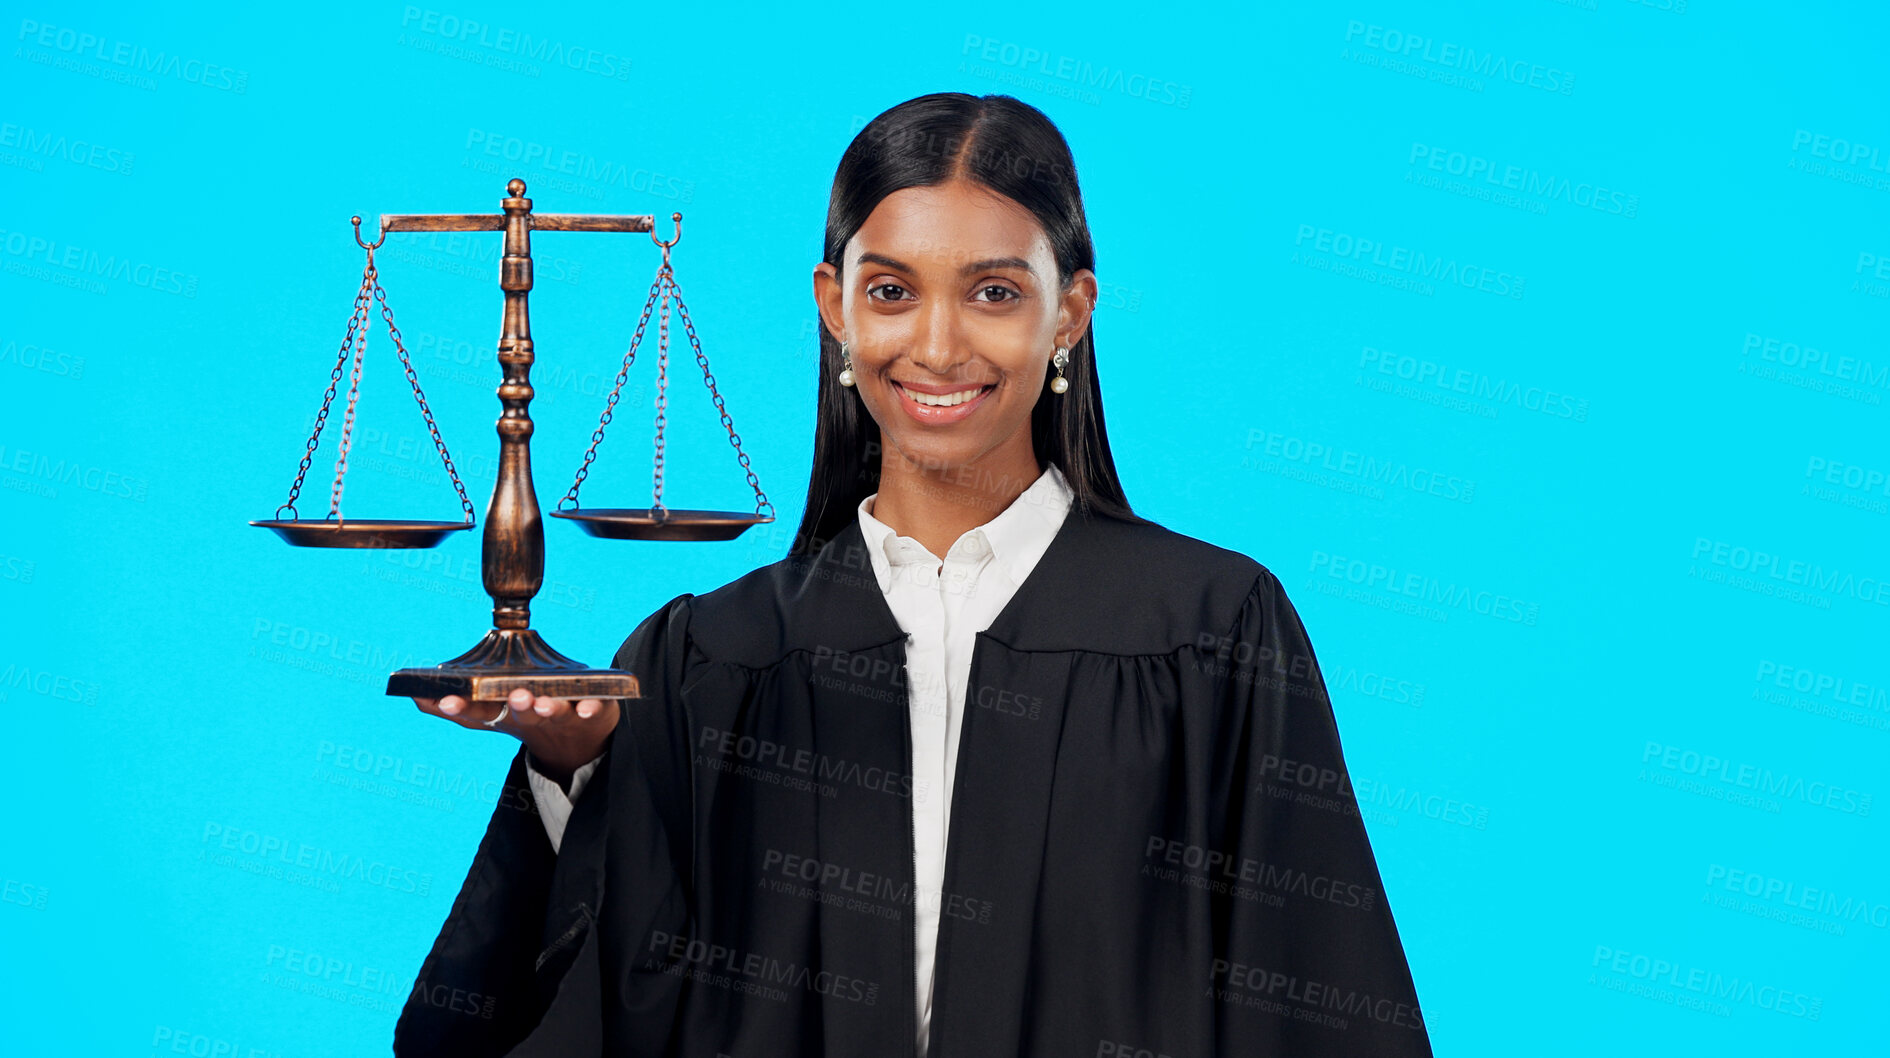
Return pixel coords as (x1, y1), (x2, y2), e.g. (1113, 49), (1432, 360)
(400, 92), (1432, 1058)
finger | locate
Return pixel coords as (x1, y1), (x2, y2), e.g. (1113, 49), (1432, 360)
(418, 695), (487, 730)
(488, 687), (537, 729)
(574, 697), (605, 720)
(533, 695), (572, 721)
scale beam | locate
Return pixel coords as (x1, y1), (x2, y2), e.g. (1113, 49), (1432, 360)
(526, 213), (657, 232)
(376, 213), (656, 233)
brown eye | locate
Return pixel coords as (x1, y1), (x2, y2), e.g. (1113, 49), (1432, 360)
(868, 283), (912, 302)
(976, 285), (1018, 303)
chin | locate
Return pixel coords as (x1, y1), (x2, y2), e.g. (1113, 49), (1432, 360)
(885, 435), (973, 466)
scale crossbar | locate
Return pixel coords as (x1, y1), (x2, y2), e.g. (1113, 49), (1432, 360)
(376, 212), (656, 233)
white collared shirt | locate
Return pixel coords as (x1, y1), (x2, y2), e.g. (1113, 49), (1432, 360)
(527, 462), (1075, 1058)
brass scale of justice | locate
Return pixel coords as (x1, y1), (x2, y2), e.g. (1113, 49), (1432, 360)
(250, 178), (775, 705)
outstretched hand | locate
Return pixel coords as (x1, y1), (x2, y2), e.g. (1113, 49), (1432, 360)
(412, 687), (619, 787)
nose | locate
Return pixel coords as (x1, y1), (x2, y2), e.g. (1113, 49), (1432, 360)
(906, 298), (965, 377)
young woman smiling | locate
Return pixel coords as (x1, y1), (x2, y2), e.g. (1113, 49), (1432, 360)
(400, 92), (1431, 1058)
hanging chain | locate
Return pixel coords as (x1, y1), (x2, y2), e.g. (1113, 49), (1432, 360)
(668, 273), (774, 520)
(651, 269), (672, 518)
(557, 268), (667, 510)
(554, 226), (774, 522)
(326, 260), (373, 521)
(276, 243), (476, 525)
(277, 263), (374, 520)
(372, 269), (477, 524)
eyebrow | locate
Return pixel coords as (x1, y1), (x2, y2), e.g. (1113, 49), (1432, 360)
(855, 251), (1036, 277)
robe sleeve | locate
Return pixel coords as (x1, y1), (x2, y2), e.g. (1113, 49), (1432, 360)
(1210, 568), (1434, 1056)
(392, 593), (697, 1058)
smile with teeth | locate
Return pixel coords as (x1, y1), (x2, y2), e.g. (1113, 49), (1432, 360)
(895, 382), (993, 407)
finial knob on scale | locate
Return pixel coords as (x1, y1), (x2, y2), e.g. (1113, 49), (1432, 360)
(507, 178), (526, 196)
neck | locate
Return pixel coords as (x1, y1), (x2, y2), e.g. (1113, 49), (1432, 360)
(869, 438), (1043, 560)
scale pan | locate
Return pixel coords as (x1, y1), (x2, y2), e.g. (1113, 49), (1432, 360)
(250, 518), (474, 549)
(551, 508), (774, 542)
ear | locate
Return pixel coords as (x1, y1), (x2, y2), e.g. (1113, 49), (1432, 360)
(813, 261), (847, 346)
(1056, 268), (1098, 350)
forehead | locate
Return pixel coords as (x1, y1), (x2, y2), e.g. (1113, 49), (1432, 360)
(848, 180), (1050, 270)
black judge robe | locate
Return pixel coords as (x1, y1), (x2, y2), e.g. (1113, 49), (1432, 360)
(393, 504), (1433, 1058)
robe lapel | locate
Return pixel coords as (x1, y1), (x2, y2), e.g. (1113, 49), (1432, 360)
(798, 523), (922, 1055)
(914, 504), (1096, 1055)
(797, 506), (1104, 1056)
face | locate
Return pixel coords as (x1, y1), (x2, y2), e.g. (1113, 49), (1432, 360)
(814, 177), (1096, 481)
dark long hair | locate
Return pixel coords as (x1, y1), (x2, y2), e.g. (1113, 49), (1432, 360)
(789, 92), (1147, 559)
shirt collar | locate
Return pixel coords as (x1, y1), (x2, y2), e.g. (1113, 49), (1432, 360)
(856, 461), (1075, 594)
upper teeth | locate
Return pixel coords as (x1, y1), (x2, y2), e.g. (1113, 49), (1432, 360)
(901, 384), (984, 407)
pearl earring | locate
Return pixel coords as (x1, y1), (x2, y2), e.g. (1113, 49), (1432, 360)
(1050, 346), (1069, 394)
(838, 341), (856, 387)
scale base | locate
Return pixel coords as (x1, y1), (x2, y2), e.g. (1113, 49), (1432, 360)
(386, 628), (640, 705)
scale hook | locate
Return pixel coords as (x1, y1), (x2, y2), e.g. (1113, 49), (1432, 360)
(352, 215), (386, 251)
(651, 211), (682, 252)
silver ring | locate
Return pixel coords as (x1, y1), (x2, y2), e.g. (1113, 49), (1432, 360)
(482, 702), (510, 728)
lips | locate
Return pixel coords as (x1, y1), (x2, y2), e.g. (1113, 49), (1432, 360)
(891, 381), (996, 424)
(894, 382), (992, 407)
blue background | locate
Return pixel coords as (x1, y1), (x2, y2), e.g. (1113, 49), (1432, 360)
(5, 1), (1885, 1054)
